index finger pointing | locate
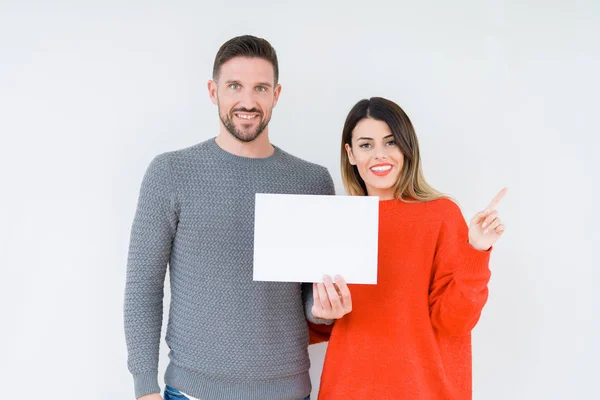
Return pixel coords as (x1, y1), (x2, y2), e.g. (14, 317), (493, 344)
(487, 187), (508, 210)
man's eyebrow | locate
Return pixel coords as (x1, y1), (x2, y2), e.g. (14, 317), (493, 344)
(223, 80), (273, 88)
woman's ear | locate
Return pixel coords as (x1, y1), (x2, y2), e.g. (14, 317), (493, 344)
(345, 143), (356, 165)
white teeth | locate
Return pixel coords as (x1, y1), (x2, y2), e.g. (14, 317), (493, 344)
(236, 114), (257, 120)
(371, 165), (392, 172)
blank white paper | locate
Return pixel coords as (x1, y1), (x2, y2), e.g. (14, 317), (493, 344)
(253, 193), (379, 284)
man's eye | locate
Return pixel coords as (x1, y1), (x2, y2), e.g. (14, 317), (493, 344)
(229, 84), (240, 90)
(256, 86), (267, 92)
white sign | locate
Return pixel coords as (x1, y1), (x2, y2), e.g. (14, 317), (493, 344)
(253, 193), (379, 284)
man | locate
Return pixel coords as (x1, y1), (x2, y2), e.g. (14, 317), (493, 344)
(124, 35), (350, 400)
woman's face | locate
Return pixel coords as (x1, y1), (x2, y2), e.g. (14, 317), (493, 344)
(345, 118), (404, 200)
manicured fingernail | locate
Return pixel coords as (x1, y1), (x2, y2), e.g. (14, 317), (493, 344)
(334, 275), (342, 281)
(323, 275), (331, 282)
(482, 222), (487, 228)
(484, 229), (489, 234)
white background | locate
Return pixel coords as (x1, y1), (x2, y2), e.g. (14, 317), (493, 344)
(0, 1), (598, 399)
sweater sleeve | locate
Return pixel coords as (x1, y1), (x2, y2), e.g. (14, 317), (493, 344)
(124, 154), (178, 398)
(303, 282), (335, 344)
(302, 283), (334, 326)
(428, 200), (491, 336)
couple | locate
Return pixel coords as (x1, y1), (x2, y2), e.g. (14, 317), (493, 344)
(124, 35), (506, 400)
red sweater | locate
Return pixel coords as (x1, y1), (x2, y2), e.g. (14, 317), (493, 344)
(318, 198), (491, 400)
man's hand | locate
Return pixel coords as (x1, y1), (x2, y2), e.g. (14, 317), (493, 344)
(312, 275), (352, 319)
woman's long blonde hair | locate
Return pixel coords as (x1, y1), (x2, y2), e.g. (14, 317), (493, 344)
(341, 97), (445, 202)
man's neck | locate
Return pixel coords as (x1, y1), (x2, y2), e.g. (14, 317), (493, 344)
(215, 127), (275, 158)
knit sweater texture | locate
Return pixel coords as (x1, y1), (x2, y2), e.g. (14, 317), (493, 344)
(317, 198), (492, 400)
(124, 138), (334, 399)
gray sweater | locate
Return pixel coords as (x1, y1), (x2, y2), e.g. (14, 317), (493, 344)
(124, 138), (334, 399)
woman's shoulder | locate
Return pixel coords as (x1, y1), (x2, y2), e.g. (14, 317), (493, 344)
(383, 196), (464, 222)
(411, 197), (464, 222)
(426, 197), (460, 211)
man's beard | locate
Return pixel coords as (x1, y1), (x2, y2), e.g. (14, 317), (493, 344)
(219, 106), (271, 143)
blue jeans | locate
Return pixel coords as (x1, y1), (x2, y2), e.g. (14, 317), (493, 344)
(164, 385), (310, 400)
(164, 385), (189, 399)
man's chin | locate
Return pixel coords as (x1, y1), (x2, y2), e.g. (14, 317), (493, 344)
(233, 129), (261, 143)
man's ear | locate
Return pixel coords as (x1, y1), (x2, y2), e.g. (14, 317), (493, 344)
(272, 83), (282, 108)
(208, 80), (218, 105)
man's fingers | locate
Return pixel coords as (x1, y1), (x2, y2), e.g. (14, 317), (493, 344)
(323, 275), (343, 312)
(316, 282), (332, 313)
(312, 283), (323, 317)
(312, 282), (321, 307)
(486, 187), (507, 210)
(334, 275), (352, 312)
(314, 275), (352, 319)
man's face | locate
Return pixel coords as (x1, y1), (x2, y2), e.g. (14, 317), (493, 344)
(209, 57), (281, 142)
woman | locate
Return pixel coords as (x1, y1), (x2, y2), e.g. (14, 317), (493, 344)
(311, 97), (506, 399)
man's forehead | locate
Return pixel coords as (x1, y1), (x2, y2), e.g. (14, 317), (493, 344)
(219, 57), (275, 83)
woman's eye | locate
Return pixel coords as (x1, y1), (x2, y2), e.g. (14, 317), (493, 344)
(359, 143), (371, 149)
(387, 140), (397, 146)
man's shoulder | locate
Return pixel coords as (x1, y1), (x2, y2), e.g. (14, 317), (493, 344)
(275, 147), (330, 175)
(145, 140), (216, 175)
(159, 140), (212, 161)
